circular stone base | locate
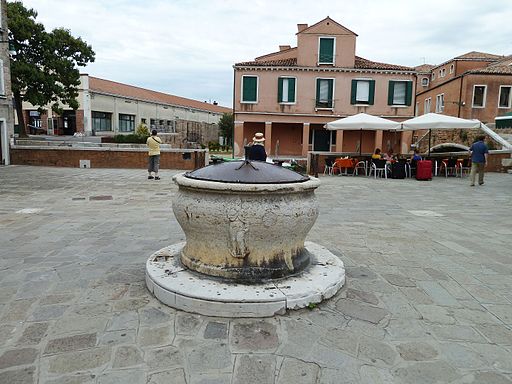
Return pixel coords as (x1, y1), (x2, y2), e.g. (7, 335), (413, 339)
(145, 241), (345, 318)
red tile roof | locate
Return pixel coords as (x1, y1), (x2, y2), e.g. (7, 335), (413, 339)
(88, 76), (231, 114)
(414, 64), (435, 72)
(354, 56), (414, 71)
(236, 58), (298, 67)
(235, 56), (414, 71)
(454, 51), (503, 60)
(468, 55), (512, 75)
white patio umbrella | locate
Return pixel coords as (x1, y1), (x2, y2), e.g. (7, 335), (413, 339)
(399, 113), (481, 155)
(325, 113), (400, 154)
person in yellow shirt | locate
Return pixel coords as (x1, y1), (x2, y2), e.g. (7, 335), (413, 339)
(146, 130), (162, 180)
(371, 148), (382, 159)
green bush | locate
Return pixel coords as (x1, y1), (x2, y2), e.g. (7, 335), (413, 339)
(113, 134), (148, 143)
(208, 141), (221, 152)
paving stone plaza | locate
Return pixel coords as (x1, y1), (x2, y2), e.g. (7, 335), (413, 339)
(0, 165), (511, 384)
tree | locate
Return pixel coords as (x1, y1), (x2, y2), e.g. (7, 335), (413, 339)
(218, 112), (233, 146)
(7, 2), (95, 137)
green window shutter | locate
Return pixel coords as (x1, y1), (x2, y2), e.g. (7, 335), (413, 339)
(369, 80), (376, 105)
(242, 76), (257, 102)
(288, 78), (295, 102)
(319, 38), (334, 63)
(388, 81), (395, 105)
(278, 78), (283, 103)
(350, 80), (357, 105)
(316, 79), (321, 106)
(405, 81), (413, 106)
(328, 79), (334, 108)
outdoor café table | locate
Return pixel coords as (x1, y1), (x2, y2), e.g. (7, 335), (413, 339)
(333, 158), (354, 175)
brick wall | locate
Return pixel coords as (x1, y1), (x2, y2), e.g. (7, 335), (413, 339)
(10, 148), (206, 170)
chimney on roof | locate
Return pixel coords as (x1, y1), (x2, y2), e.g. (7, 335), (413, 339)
(297, 24), (308, 33)
(213, 101), (218, 106)
(279, 45), (291, 51)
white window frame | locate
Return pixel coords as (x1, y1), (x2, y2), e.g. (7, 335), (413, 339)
(415, 102), (419, 116)
(421, 77), (429, 87)
(0, 59), (4, 95)
(472, 85), (487, 108)
(432, 72), (436, 81)
(241, 75), (259, 104)
(390, 80), (409, 106)
(315, 77), (335, 110)
(435, 93), (444, 113)
(278, 76), (297, 105)
(424, 97), (431, 114)
(449, 64), (454, 74)
(354, 77), (372, 105)
(318, 36), (336, 65)
(498, 85), (512, 109)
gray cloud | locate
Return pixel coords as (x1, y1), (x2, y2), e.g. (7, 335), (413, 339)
(21, 0), (512, 107)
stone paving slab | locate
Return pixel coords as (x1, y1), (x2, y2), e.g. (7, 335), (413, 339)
(1, 166), (512, 383)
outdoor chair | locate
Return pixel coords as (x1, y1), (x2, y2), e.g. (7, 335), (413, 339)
(352, 159), (367, 176)
(459, 158), (471, 178)
(409, 159), (418, 178)
(332, 158), (354, 176)
(441, 158), (458, 177)
(369, 159), (388, 179)
(323, 158), (335, 175)
(397, 159), (410, 178)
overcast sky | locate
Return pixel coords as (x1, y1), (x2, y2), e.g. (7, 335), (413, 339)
(19, 0), (512, 107)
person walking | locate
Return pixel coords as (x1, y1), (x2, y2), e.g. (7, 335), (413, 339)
(248, 132), (267, 161)
(469, 135), (489, 186)
(146, 130), (162, 180)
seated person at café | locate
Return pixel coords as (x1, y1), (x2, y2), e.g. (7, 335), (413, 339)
(371, 148), (382, 159)
(383, 149), (395, 161)
(410, 149), (422, 161)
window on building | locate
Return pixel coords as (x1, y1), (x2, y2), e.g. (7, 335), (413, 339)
(472, 85), (486, 108)
(424, 98), (431, 114)
(432, 72), (435, 81)
(388, 81), (412, 106)
(0, 59), (4, 95)
(421, 77), (429, 87)
(450, 64), (454, 74)
(278, 77), (296, 103)
(92, 111), (112, 131)
(350, 79), (375, 105)
(498, 86), (511, 108)
(435, 94), (444, 113)
(318, 37), (335, 64)
(241, 75), (258, 103)
(119, 113), (135, 132)
(415, 102), (419, 116)
(316, 78), (334, 108)
(159, 120), (164, 126)
(141, 118), (146, 124)
(150, 118), (156, 129)
(440, 68), (446, 77)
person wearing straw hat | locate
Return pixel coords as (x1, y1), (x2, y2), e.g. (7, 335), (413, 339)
(249, 132), (267, 161)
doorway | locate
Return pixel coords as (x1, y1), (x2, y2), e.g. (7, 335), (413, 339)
(62, 111), (77, 135)
(313, 129), (331, 151)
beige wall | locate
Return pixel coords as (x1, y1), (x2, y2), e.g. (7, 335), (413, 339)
(235, 69), (415, 119)
(296, 20), (356, 67)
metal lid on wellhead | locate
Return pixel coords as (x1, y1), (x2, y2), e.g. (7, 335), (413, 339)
(184, 160), (310, 184)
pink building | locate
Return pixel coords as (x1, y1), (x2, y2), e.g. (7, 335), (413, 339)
(233, 17), (417, 157)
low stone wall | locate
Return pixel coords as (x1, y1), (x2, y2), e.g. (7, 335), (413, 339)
(10, 146), (207, 170)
